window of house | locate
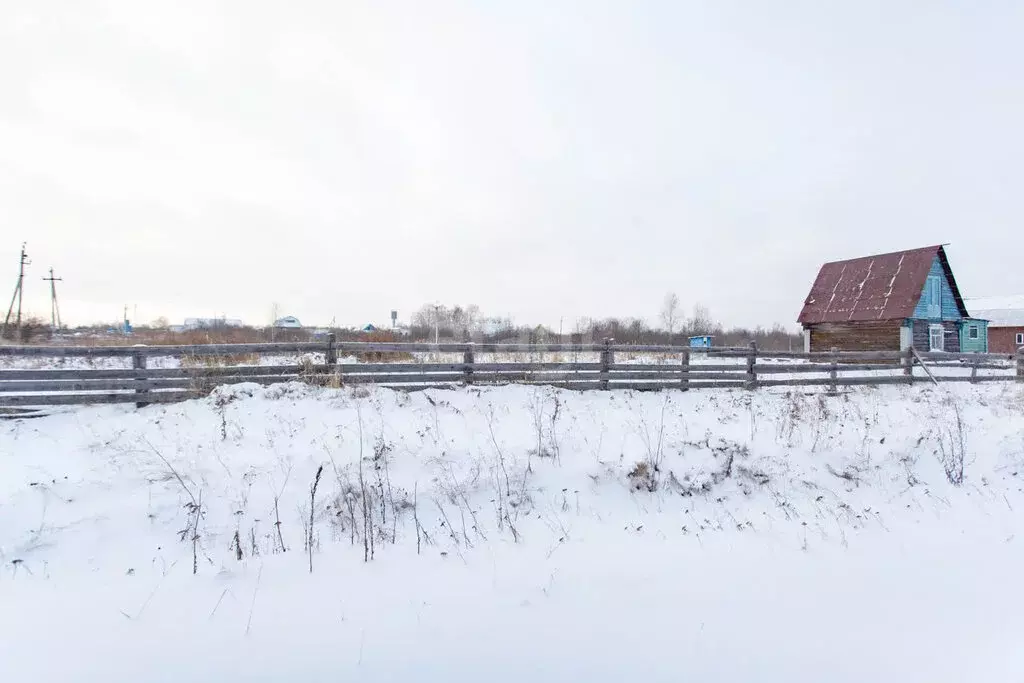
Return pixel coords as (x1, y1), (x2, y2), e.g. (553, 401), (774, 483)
(1017, 332), (1024, 346)
(926, 276), (941, 317)
(969, 325), (979, 339)
(929, 324), (945, 351)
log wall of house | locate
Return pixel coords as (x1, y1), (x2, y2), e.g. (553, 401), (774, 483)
(912, 320), (961, 352)
(988, 327), (1024, 354)
(807, 321), (901, 352)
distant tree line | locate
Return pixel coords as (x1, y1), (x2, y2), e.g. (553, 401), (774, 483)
(402, 294), (802, 351)
(11, 293), (800, 351)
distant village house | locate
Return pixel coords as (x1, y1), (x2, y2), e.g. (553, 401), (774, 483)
(183, 317), (245, 331)
(797, 245), (988, 353)
(963, 295), (1024, 353)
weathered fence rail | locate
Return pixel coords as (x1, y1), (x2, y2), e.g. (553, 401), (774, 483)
(0, 336), (1021, 410)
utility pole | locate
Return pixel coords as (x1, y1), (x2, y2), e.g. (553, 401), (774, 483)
(2, 243), (30, 340)
(42, 267), (63, 331)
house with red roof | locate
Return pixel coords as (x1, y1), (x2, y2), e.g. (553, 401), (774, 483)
(797, 245), (988, 354)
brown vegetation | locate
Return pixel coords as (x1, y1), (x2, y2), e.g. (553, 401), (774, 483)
(0, 316), (52, 343)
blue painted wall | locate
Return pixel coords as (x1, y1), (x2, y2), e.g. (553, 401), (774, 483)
(912, 256), (963, 321)
(960, 319), (989, 353)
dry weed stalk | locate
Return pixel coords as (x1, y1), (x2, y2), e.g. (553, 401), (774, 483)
(308, 465), (324, 572)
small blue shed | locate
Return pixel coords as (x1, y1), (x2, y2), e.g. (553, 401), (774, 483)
(689, 335), (713, 349)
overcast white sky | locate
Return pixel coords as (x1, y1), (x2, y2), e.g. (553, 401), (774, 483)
(1, 0), (1022, 330)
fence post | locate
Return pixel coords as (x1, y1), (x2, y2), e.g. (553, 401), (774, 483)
(681, 349), (690, 391)
(463, 342), (475, 386)
(600, 338), (613, 390)
(1017, 350), (1024, 383)
(326, 333), (339, 386)
(132, 346), (149, 408)
(828, 346), (838, 395)
(904, 346), (915, 384)
(325, 333), (337, 367)
(746, 341), (758, 389)
(970, 351), (979, 384)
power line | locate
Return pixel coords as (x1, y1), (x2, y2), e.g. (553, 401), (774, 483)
(2, 243), (30, 340)
(42, 267), (63, 331)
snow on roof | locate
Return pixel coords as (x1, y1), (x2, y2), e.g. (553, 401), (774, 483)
(964, 295), (1024, 327)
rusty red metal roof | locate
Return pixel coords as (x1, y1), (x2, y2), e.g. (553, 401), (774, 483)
(797, 245), (967, 325)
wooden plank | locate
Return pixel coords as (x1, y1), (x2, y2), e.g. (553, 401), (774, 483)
(338, 342), (607, 354)
(930, 376), (1015, 384)
(746, 341), (758, 388)
(906, 362), (1012, 370)
(133, 348), (148, 408)
(600, 338), (612, 390)
(340, 373), (465, 384)
(339, 342), (461, 353)
(0, 345), (141, 357)
(342, 372), (605, 385)
(681, 349), (690, 392)
(0, 341), (942, 364)
(0, 365), (315, 380)
(487, 380), (742, 391)
(754, 350), (902, 361)
(0, 342), (324, 357)
(474, 362), (602, 372)
(0, 407), (48, 419)
(911, 348), (940, 386)
(916, 351), (1017, 363)
(757, 376), (920, 388)
(152, 343), (323, 356)
(0, 391), (192, 407)
(758, 375), (1012, 388)
(0, 379), (160, 392)
(325, 334), (337, 367)
(338, 362), (605, 373)
(0, 374), (312, 392)
(754, 363), (905, 374)
(609, 363), (744, 371)
(338, 363), (464, 373)
(0, 368), (145, 380)
(606, 381), (753, 391)
(177, 364), (317, 377)
(463, 343), (475, 386)
(609, 344), (747, 354)
(606, 371), (750, 381)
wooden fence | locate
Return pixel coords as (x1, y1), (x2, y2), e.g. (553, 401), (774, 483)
(0, 337), (1021, 410)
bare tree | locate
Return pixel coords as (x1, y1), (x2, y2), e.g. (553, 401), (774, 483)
(689, 303), (715, 334)
(660, 292), (681, 336)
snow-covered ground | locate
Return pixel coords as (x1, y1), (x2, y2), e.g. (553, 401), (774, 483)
(3, 383), (1024, 681)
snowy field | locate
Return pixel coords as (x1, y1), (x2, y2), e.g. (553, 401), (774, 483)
(3, 383), (1024, 681)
